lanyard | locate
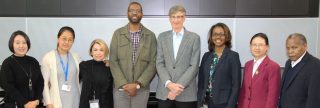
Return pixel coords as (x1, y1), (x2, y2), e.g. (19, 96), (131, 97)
(11, 56), (33, 92)
(91, 62), (96, 100)
(57, 50), (70, 81)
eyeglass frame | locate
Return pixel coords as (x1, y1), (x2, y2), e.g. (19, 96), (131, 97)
(212, 33), (226, 37)
(128, 9), (142, 14)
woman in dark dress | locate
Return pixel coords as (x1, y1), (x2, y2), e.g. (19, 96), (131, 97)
(79, 39), (113, 108)
(0, 30), (44, 108)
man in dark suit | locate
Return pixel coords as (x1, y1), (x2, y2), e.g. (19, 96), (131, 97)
(279, 33), (320, 108)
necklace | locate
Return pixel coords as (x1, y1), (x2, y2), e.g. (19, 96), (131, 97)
(11, 55), (33, 91)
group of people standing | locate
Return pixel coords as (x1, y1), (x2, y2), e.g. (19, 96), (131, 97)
(1, 1), (320, 108)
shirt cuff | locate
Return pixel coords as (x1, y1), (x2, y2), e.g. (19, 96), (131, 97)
(165, 80), (172, 87)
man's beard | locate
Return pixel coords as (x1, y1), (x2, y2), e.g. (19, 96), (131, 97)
(128, 17), (141, 24)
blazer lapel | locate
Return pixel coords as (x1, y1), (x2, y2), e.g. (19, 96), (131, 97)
(284, 63), (305, 89)
(284, 53), (309, 89)
(165, 33), (175, 64)
(246, 60), (254, 84)
(203, 52), (214, 88)
(214, 48), (229, 71)
(252, 56), (270, 81)
(175, 31), (190, 64)
(281, 60), (291, 90)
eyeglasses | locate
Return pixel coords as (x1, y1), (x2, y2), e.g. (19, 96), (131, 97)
(251, 44), (266, 48)
(170, 15), (184, 20)
(212, 33), (225, 37)
(60, 37), (74, 43)
(128, 9), (142, 14)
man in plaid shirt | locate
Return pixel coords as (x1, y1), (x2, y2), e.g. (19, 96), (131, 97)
(110, 2), (157, 108)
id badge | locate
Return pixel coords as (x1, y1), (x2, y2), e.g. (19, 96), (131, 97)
(61, 84), (71, 92)
(89, 99), (100, 108)
(202, 105), (208, 108)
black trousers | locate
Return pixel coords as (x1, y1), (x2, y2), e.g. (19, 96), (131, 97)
(158, 99), (197, 108)
(4, 102), (45, 108)
(204, 94), (226, 108)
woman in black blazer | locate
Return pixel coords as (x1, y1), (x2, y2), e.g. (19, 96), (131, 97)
(0, 30), (44, 108)
(197, 23), (241, 108)
(79, 39), (113, 108)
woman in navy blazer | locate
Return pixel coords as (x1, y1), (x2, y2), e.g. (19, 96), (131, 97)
(197, 23), (241, 108)
(237, 33), (280, 108)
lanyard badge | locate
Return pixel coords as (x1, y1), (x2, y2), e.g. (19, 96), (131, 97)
(89, 91), (99, 108)
(57, 50), (70, 81)
(57, 50), (72, 92)
(89, 99), (99, 108)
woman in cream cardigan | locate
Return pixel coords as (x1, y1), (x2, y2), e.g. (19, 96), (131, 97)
(41, 26), (81, 108)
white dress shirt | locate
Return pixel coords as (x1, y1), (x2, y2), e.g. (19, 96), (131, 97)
(252, 55), (266, 77)
(172, 29), (184, 60)
(165, 29), (184, 87)
(291, 51), (307, 68)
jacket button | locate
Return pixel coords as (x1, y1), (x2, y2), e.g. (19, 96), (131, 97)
(249, 86), (251, 89)
(248, 98), (251, 100)
(173, 67), (175, 69)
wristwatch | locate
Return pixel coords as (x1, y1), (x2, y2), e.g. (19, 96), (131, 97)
(35, 100), (39, 105)
(135, 81), (141, 89)
(136, 84), (140, 89)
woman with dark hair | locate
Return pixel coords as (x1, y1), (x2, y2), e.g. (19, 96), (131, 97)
(197, 23), (241, 108)
(0, 30), (44, 108)
(79, 39), (113, 108)
(237, 33), (280, 108)
(41, 26), (81, 108)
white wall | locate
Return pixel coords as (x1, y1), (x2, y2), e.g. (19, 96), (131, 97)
(235, 18), (318, 66)
(0, 18), (26, 56)
(0, 17), (319, 67)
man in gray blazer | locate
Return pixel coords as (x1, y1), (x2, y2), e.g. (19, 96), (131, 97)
(156, 5), (200, 108)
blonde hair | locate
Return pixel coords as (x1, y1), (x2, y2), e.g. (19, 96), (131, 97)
(89, 39), (109, 58)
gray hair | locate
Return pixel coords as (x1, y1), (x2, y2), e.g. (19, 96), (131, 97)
(287, 33), (307, 45)
(168, 5), (186, 16)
